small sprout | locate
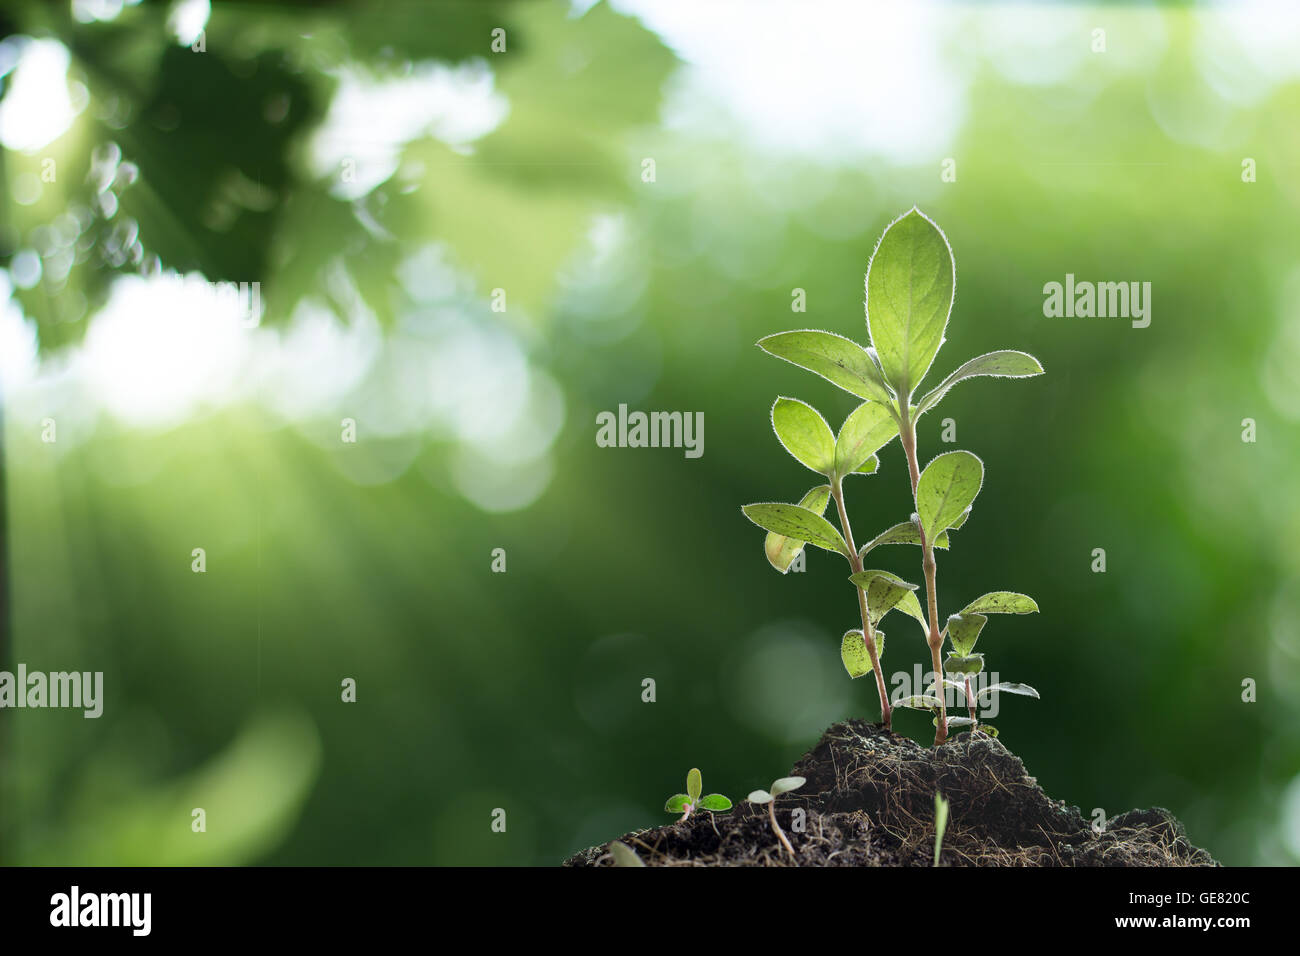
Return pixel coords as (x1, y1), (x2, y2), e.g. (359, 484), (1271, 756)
(610, 841), (646, 867)
(933, 792), (950, 866)
(664, 767), (732, 822)
(747, 776), (806, 859)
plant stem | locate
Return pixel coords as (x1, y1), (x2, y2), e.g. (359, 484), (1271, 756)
(830, 479), (892, 729)
(899, 411), (949, 745)
(964, 675), (976, 723)
(769, 800), (796, 860)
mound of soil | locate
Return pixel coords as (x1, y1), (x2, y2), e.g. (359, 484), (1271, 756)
(564, 720), (1216, 867)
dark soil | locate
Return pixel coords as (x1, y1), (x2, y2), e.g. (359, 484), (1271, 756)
(564, 720), (1217, 867)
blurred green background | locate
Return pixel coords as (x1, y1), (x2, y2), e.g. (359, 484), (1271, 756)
(1, 0), (1298, 866)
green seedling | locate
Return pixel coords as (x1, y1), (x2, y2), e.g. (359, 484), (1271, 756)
(933, 791), (949, 866)
(747, 776), (806, 859)
(744, 208), (1045, 745)
(664, 767), (732, 822)
(610, 841), (646, 867)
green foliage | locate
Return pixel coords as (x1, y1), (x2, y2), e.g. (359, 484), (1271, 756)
(764, 485), (833, 573)
(944, 653), (984, 675)
(976, 683), (1041, 701)
(756, 330), (894, 405)
(771, 398), (836, 475)
(847, 570), (919, 626)
(833, 402), (900, 480)
(917, 451), (984, 540)
(894, 695), (945, 710)
(946, 612), (987, 656)
(841, 628), (884, 679)
(742, 503), (849, 557)
(916, 351), (1045, 416)
(894, 590), (929, 631)
(960, 592), (1039, 615)
(865, 208), (955, 401)
(860, 521), (950, 558)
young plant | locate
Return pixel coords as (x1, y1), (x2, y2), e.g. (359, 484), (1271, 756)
(933, 791), (949, 866)
(664, 768), (732, 822)
(746, 776), (806, 859)
(746, 208), (1045, 745)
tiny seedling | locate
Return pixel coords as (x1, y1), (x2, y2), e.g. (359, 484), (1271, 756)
(747, 776), (805, 859)
(744, 208), (1045, 745)
(933, 791), (949, 866)
(610, 841), (646, 867)
(664, 767), (732, 822)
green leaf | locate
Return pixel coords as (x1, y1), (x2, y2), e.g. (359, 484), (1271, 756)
(916, 451), (984, 540)
(856, 455), (880, 475)
(747, 789), (774, 804)
(833, 401), (899, 479)
(976, 682), (1040, 701)
(859, 520), (950, 558)
(949, 507), (971, 531)
(686, 768), (702, 804)
(933, 791), (949, 867)
(699, 794), (732, 813)
(960, 591), (1039, 615)
(944, 717), (977, 729)
(944, 653), (984, 676)
(916, 350), (1045, 415)
(893, 695), (944, 710)
(946, 612), (987, 655)
(610, 841), (646, 867)
(757, 330), (895, 405)
(864, 209), (955, 400)
(978, 724), (999, 737)
(894, 590), (929, 631)
(743, 503), (849, 557)
(771, 397), (835, 474)
(848, 570), (919, 627)
(664, 794), (690, 813)
(770, 776), (805, 796)
(841, 628), (884, 679)
(764, 485), (832, 573)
